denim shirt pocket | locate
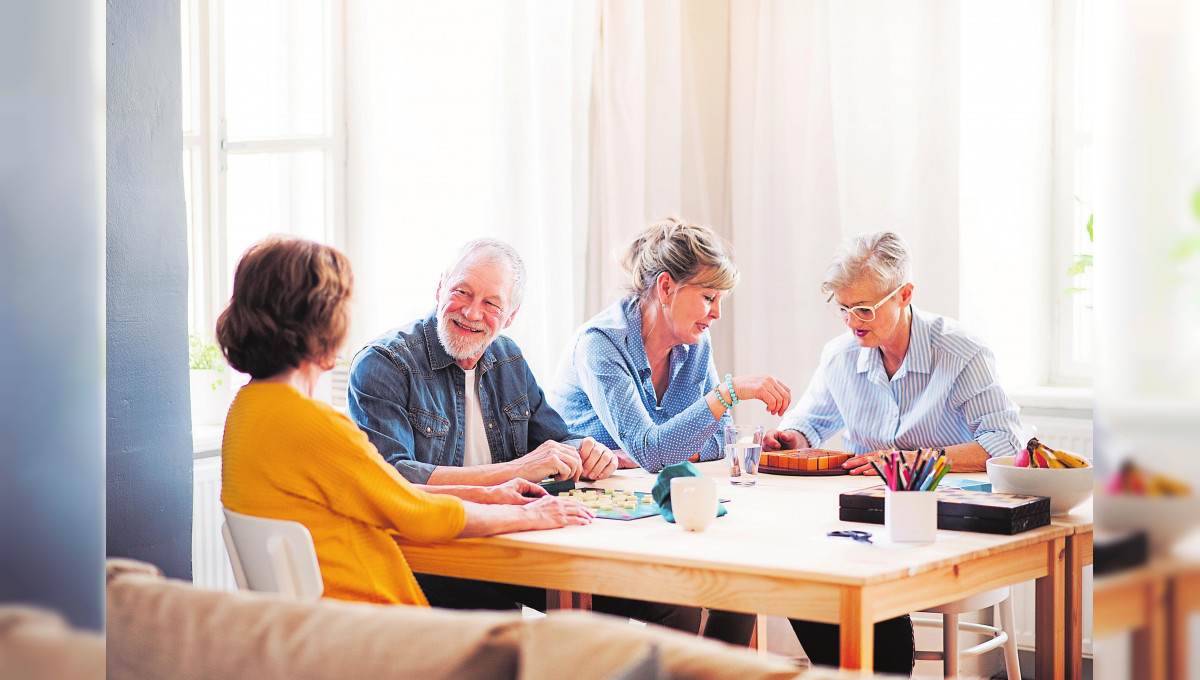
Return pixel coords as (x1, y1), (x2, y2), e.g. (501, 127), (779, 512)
(407, 408), (451, 465)
(502, 395), (531, 455)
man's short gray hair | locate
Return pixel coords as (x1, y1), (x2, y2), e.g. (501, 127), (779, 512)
(444, 238), (528, 308)
(820, 231), (912, 295)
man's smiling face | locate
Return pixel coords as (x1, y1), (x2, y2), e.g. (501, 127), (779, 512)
(435, 258), (516, 367)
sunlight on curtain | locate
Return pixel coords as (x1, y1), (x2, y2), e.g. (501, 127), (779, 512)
(344, 0), (592, 379)
(726, 1), (962, 428)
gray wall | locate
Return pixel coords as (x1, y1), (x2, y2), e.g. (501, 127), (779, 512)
(0, 2), (106, 630)
(106, 0), (193, 580)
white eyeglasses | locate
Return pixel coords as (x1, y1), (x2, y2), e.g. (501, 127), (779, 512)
(826, 283), (905, 322)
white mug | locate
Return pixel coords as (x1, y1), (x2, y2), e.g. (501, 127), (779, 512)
(670, 477), (718, 532)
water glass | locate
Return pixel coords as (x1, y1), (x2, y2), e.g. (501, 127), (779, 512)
(724, 424), (764, 486)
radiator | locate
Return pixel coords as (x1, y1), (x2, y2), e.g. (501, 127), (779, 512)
(1011, 414), (1094, 656)
(192, 456), (237, 591)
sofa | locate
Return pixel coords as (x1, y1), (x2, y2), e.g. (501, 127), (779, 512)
(103, 558), (818, 680)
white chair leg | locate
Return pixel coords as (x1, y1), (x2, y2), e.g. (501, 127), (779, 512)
(943, 612), (959, 678)
(997, 597), (1021, 680)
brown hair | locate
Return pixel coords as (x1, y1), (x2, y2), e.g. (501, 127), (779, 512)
(619, 216), (739, 307)
(216, 236), (353, 379)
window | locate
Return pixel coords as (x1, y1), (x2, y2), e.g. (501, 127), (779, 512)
(1050, 0), (1094, 385)
(181, 0), (345, 339)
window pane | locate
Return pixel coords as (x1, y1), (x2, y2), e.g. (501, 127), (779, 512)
(224, 0), (326, 139)
(225, 151), (327, 293)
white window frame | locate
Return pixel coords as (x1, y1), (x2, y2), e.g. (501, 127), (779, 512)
(183, 0), (346, 337)
(1049, 0), (1093, 386)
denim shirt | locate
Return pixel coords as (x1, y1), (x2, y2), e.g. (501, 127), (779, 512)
(348, 310), (578, 484)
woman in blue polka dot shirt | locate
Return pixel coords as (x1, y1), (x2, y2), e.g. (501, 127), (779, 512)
(546, 216), (791, 646)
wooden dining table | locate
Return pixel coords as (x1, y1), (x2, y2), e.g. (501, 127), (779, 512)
(398, 461), (1072, 676)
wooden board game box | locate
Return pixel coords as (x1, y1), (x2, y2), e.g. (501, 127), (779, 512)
(838, 485), (1051, 535)
(760, 449), (850, 476)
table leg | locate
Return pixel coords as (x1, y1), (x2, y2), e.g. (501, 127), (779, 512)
(839, 588), (874, 671)
(1065, 532), (1085, 680)
(1035, 537), (1065, 679)
(1131, 578), (1166, 680)
(1169, 569), (1200, 680)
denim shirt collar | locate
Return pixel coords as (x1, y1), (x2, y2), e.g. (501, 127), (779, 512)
(420, 309), (494, 373)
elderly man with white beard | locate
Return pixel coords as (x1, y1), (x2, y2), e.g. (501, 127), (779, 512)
(348, 239), (705, 635)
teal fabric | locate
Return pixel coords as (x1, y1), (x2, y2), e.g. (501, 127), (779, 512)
(651, 461), (727, 523)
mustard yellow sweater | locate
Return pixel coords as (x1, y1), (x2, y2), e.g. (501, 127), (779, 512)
(221, 383), (466, 605)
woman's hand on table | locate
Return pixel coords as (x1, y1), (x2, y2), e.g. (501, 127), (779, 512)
(763, 428), (809, 451)
(520, 495), (594, 529)
(732, 375), (792, 416)
(844, 449), (910, 475)
(485, 478), (548, 505)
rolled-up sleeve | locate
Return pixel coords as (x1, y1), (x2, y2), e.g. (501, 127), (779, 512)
(949, 348), (1022, 458)
(347, 347), (437, 484)
(574, 331), (720, 472)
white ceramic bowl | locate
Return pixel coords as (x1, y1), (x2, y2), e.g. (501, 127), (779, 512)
(986, 456), (1094, 516)
(1094, 494), (1200, 555)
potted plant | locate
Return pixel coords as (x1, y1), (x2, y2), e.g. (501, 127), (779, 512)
(189, 332), (230, 426)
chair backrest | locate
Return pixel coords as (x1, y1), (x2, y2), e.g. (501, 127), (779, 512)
(221, 508), (323, 601)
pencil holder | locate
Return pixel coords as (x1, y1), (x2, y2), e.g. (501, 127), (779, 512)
(884, 489), (937, 543)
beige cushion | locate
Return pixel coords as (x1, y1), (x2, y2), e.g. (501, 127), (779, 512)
(520, 611), (802, 680)
(106, 560), (524, 680)
(0, 605), (105, 680)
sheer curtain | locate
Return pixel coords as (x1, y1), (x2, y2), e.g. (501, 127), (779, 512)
(344, 0), (592, 379)
(345, 1), (1021, 423)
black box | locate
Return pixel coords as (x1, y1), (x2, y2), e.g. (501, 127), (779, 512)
(838, 485), (1051, 535)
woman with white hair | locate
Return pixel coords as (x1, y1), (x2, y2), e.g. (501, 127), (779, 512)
(764, 230), (1023, 674)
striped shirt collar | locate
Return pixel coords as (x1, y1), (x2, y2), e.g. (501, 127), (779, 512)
(855, 306), (932, 378)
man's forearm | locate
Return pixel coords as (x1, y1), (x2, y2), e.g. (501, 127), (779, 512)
(425, 462), (518, 486)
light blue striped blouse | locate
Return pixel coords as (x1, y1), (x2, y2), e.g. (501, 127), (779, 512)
(546, 297), (729, 472)
(779, 308), (1022, 458)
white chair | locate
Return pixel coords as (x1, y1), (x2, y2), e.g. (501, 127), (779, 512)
(913, 586), (1020, 679)
(221, 508), (324, 601)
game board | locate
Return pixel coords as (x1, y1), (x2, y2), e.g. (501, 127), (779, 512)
(760, 449), (851, 476)
(565, 487), (663, 520)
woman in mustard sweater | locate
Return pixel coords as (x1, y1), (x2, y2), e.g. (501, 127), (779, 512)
(218, 236), (592, 606)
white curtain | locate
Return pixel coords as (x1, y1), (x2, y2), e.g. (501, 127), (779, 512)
(344, 0), (592, 380)
(345, 1), (1047, 423)
(588, 1), (963, 428)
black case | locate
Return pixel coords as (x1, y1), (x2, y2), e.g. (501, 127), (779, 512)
(838, 485), (1052, 535)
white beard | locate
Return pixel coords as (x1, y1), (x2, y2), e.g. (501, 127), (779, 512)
(436, 310), (495, 360)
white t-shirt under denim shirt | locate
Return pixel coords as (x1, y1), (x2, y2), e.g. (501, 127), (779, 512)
(462, 367), (491, 467)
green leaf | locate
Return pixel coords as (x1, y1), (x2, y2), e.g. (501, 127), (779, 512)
(1191, 188), (1200, 221)
(1169, 234), (1200, 262)
(1086, 214), (1093, 242)
(1066, 261), (1089, 277)
(1061, 287), (1087, 296)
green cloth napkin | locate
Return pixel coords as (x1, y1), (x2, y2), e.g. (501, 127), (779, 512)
(652, 461), (727, 523)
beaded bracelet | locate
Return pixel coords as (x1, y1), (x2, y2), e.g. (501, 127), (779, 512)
(725, 374), (739, 406)
(714, 386), (732, 410)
